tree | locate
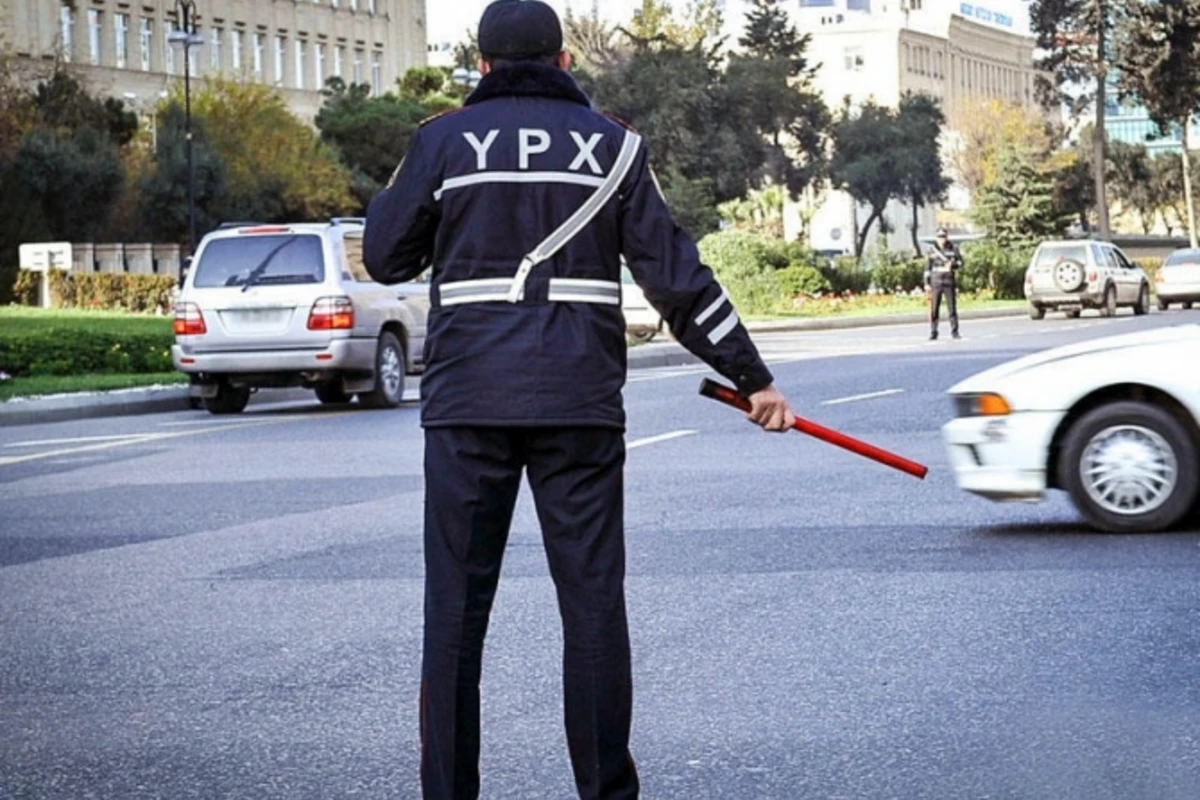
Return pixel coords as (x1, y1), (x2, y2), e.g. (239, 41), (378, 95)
(184, 78), (355, 225)
(895, 93), (949, 254)
(1152, 150), (1199, 235)
(969, 143), (1074, 247)
(1106, 141), (1157, 233)
(135, 104), (226, 243)
(316, 78), (445, 211)
(829, 100), (904, 258)
(948, 98), (1059, 197)
(565, 3), (630, 74)
(624, 0), (724, 50)
(1115, 0), (1200, 247)
(739, 0), (813, 79)
(1030, 0), (1119, 238)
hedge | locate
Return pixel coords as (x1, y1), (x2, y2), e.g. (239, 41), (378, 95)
(0, 326), (175, 377)
(48, 272), (177, 314)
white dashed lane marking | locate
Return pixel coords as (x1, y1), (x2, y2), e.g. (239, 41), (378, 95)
(821, 389), (905, 406)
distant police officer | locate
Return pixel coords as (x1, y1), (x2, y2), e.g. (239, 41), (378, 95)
(363, 2), (796, 798)
(925, 227), (962, 340)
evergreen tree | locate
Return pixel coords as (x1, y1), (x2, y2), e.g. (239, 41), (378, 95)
(739, 0), (815, 79)
(969, 144), (1073, 248)
(895, 93), (949, 254)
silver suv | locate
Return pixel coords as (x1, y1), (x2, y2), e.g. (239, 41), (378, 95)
(172, 219), (428, 414)
(1025, 240), (1151, 319)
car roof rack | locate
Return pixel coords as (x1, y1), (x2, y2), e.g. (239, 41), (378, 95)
(217, 221), (269, 230)
(331, 217), (366, 226)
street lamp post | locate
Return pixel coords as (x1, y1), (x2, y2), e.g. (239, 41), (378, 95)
(168, 0), (203, 255)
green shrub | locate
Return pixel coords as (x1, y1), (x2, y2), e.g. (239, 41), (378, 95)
(1134, 257), (1163, 286)
(698, 230), (784, 314)
(12, 270), (40, 306)
(821, 260), (872, 295)
(872, 259), (926, 293)
(775, 265), (832, 296)
(959, 240), (1032, 299)
(0, 326), (175, 377)
(47, 272), (177, 314)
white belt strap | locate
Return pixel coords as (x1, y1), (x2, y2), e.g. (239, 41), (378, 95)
(506, 129), (642, 303)
(441, 277), (621, 307)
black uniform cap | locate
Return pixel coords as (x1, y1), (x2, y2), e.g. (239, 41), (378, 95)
(478, 0), (564, 59)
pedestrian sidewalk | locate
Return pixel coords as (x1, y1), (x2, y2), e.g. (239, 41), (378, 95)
(0, 307), (1025, 427)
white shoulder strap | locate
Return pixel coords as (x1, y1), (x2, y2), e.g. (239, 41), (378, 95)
(507, 129), (642, 303)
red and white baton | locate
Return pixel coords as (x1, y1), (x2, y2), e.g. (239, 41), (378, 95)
(699, 379), (929, 480)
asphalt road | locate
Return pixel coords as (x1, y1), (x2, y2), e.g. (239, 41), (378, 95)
(3, 308), (1200, 799)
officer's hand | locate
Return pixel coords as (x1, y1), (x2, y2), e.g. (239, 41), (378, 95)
(747, 385), (796, 433)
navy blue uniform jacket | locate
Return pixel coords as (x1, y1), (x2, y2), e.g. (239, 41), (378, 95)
(363, 62), (774, 429)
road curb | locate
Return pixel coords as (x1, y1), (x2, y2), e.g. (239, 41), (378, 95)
(0, 307), (1027, 427)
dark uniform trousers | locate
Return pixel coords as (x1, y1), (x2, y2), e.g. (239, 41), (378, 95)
(929, 271), (959, 337)
(420, 426), (640, 800)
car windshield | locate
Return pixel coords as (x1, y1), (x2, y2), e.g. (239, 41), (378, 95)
(192, 235), (325, 288)
(1164, 250), (1200, 266)
(1034, 244), (1088, 267)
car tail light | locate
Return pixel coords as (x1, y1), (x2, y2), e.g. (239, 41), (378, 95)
(307, 296), (354, 330)
(1026, 272), (1033, 285)
(1155, 271), (1165, 283)
(238, 226), (292, 235)
(173, 302), (207, 336)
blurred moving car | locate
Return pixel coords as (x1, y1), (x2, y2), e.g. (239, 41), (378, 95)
(942, 325), (1200, 532)
(172, 219), (428, 415)
(621, 264), (663, 343)
(1156, 248), (1200, 311)
(1024, 240), (1151, 320)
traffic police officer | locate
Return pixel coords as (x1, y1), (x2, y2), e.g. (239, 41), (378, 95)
(925, 227), (962, 340)
(363, 2), (795, 797)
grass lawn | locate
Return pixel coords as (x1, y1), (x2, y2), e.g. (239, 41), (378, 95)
(746, 294), (1025, 322)
(0, 372), (186, 402)
(0, 305), (173, 336)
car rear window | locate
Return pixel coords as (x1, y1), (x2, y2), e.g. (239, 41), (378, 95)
(1164, 250), (1200, 266)
(1034, 244), (1088, 267)
(192, 235), (325, 288)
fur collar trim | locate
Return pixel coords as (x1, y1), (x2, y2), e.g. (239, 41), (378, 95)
(465, 62), (592, 108)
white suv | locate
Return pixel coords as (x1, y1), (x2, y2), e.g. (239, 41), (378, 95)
(1025, 239), (1151, 319)
(172, 219), (428, 414)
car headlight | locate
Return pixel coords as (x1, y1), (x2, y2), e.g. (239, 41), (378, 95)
(952, 393), (1012, 417)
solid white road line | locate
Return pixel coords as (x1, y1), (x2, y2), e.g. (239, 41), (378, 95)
(821, 389), (905, 406)
(627, 430), (698, 450)
(5, 434), (157, 448)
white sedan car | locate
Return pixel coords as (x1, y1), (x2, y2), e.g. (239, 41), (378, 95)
(942, 325), (1200, 532)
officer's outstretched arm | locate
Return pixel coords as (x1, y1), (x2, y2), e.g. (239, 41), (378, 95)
(618, 149), (774, 397)
(363, 129), (442, 285)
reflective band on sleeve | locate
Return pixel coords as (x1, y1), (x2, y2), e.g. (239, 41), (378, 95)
(706, 310), (739, 345)
(695, 288), (729, 326)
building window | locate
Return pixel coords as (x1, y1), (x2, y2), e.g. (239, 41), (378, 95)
(253, 33), (265, 78)
(843, 46), (863, 72)
(188, 26), (200, 75)
(368, 0), (376, 14)
(88, 10), (101, 65)
(139, 18), (152, 71)
(114, 14), (129, 69)
(163, 20), (175, 75)
(211, 26), (223, 70)
(231, 29), (243, 71)
(350, 0), (357, 10)
(331, 0), (338, 7)
(274, 35), (286, 84)
(315, 43), (326, 88)
(371, 50), (382, 95)
(60, 5), (73, 62)
(295, 39), (306, 89)
(353, 48), (363, 84)
(334, 45), (344, 78)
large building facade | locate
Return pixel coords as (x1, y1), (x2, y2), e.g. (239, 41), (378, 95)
(6, 0), (428, 121)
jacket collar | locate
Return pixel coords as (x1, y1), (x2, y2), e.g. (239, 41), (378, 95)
(464, 62), (592, 108)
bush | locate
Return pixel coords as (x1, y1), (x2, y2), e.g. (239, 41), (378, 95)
(12, 270), (40, 306)
(872, 259), (926, 293)
(1134, 257), (1163, 286)
(775, 265), (832, 296)
(821, 258), (872, 295)
(0, 326), (175, 377)
(697, 230), (784, 314)
(48, 272), (177, 314)
(959, 240), (1032, 299)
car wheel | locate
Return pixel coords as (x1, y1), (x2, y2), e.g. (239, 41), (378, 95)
(1059, 401), (1199, 533)
(1053, 258), (1087, 292)
(1064, 308), (1081, 319)
(1158, 298), (1170, 311)
(1185, 301), (1195, 310)
(1133, 284), (1150, 315)
(204, 380), (251, 415)
(358, 332), (406, 409)
(1028, 303), (1045, 320)
(1099, 284), (1117, 317)
(315, 381), (352, 404)
(627, 328), (657, 344)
